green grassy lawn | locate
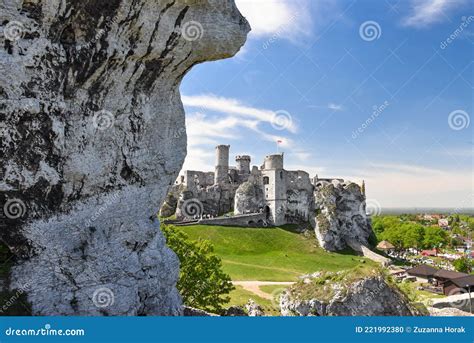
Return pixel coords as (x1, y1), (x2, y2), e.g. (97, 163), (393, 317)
(178, 225), (374, 281)
(259, 285), (287, 295)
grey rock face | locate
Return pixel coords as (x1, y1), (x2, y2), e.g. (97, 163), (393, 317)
(314, 181), (374, 251)
(234, 181), (265, 215)
(182, 306), (217, 317)
(245, 299), (265, 317)
(1, 0), (249, 315)
(280, 274), (416, 316)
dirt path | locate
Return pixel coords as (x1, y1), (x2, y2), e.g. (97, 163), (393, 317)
(233, 281), (295, 300)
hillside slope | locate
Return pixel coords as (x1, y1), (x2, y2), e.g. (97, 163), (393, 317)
(177, 225), (374, 281)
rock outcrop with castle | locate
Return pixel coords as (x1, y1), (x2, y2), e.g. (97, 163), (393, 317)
(161, 145), (375, 252)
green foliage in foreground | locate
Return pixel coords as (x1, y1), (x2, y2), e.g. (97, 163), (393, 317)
(161, 224), (234, 313)
(177, 225), (374, 281)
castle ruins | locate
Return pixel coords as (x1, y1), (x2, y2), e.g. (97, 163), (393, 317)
(161, 145), (345, 227)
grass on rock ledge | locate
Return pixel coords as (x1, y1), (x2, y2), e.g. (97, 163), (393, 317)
(177, 224), (374, 281)
(227, 286), (281, 316)
(289, 265), (381, 302)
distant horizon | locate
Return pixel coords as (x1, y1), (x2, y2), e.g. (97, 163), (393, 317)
(380, 207), (473, 213)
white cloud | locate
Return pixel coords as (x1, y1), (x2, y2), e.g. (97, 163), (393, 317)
(182, 94), (298, 133)
(181, 146), (215, 173)
(182, 112), (263, 172)
(327, 103), (343, 111)
(180, 94), (307, 173)
(235, 0), (313, 42)
(308, 103), (344, 111)
(402, 0), (466, 28)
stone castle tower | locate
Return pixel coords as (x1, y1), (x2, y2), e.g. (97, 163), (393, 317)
(235, 155), (251, 175)
(215, 145), (230, 185)
(261, 153), (287, 226)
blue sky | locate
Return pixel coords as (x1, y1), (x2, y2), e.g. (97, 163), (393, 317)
(180, 0), (473, 208)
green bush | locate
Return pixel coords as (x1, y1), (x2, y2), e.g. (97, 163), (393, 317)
(161, 224), (234, 314)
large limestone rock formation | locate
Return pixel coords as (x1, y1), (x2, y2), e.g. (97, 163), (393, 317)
(0, 0), (249, 315)
(314, 181), (374, 251)
(280, 268), (418, 316)
(234, 181), (265, 215)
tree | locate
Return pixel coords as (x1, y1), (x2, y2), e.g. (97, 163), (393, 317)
(453, 257), (472, 273)
(161, 224), (234, 313)
(422, 226), (448, 249)
(403, 223), (425, 249)
(372, 216), (400, 238)
(379, 226), (405, 249)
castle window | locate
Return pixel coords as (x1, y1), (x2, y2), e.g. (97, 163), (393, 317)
(280, 171), (283, 179)
(263, 176), (269, 185)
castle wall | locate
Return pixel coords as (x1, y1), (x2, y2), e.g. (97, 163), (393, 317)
(197, 212), (267, 227)
(284, 170), (314, 223)
(286, 171), (313, 192)
(183, 171), (214, 189)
